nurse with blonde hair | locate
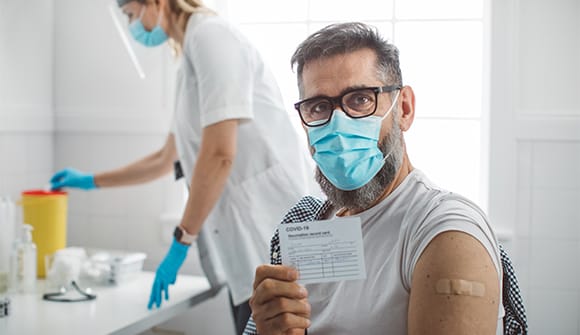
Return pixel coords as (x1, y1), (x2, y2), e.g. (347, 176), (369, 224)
(50, 0), (314, 333)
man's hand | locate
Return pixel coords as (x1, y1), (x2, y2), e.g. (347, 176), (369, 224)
(249, 265), (311, 335)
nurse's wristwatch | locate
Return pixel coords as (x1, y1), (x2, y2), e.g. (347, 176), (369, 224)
(173, 225), (197, 245)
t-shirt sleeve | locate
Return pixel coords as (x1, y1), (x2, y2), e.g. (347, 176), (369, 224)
(402, 195), (503, 291)
(185, 20), (255, 127)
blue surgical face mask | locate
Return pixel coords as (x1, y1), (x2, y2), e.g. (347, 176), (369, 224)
(307, 91), (400, 191)
(129, 7), (168, 47)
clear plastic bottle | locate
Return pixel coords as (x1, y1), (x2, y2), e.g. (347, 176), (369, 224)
(10, 224), (37, 294)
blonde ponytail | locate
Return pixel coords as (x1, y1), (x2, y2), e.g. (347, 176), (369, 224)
(173, 0), (215, 15)
(167, 0), (216, 56)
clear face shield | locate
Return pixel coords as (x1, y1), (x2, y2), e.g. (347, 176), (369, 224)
(108, 0), (169, 79)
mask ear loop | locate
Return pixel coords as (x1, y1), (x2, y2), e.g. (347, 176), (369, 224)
(379, 89), (401, 163)
(380, 89), (401, 121)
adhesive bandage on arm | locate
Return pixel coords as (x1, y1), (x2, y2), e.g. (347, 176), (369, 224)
(435, 279), (485, 297)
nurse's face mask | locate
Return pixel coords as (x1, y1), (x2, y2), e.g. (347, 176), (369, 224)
(128, 4), (168, 47)
(297, 86), (401, 191)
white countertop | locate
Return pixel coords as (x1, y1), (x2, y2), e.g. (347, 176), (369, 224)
(0, 271), (220, 335)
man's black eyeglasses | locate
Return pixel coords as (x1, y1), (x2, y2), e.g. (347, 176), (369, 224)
(294, 85), (401, 127)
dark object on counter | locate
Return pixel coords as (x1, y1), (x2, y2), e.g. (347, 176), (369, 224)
(43, 281), (97, 303)
(0, 297), (10, 317)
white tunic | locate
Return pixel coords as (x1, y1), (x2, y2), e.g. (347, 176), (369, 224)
(307, 169), (504, 334)
(172, 13), (315, 305)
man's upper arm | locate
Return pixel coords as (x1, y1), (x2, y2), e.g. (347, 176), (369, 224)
(408, 230), (500, 335)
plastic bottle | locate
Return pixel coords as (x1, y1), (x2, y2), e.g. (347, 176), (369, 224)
(10, 224), (37, 294)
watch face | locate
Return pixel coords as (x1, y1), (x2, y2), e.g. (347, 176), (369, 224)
(174, 226), (183, 241)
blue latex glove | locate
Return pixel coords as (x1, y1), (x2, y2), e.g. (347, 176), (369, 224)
(148, 238), (190, 309)
(50, 168), (96, 190)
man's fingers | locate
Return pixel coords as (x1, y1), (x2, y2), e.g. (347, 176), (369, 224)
(251, 277), (307, 306)
(251, 264), (310, 334)
(252, 296), (311, 322)
(253, 264), (299, 290)
(284, 329), (308, 335)
(263, 312), (311, 334)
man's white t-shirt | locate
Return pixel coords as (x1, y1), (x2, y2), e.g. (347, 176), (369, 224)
(171, 13), (316, 305)
(306, 169), (504, 334)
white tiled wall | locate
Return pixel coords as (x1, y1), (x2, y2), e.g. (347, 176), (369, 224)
(0, 133), (54, 200)
(491, 0), (580, 333)
(514, 141), (580, 334)
(0, 0), (54, 206)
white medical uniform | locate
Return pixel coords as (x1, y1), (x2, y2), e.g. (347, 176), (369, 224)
(306, 169), (505, 334)
(172, 13), (315, 306)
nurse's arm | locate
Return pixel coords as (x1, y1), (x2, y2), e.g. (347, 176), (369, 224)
(93, 133), (177, 187)
(179, 119), (238, 235)
(408, 231), (500, 335)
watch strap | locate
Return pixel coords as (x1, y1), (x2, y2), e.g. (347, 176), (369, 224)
(175, 225), (197, 244)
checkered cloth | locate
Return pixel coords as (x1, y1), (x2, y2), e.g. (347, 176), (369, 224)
(500, 245), (528, 334)
(244, 196), (528, 334)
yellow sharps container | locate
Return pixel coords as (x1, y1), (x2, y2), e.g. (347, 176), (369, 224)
(21, 190), (67, 278)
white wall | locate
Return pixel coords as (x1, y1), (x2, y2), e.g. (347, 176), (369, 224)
(0, 0), (54, 199)
(490, 0), (580, 333)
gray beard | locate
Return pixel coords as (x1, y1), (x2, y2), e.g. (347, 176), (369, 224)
(315, 123), (404, 211)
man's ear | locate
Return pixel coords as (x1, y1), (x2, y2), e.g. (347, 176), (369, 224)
(398, 86), (415, 132)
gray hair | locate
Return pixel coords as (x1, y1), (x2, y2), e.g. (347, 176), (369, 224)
(291, 22), (403, 96)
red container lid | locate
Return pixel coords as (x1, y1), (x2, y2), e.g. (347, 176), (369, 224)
(22, 189), (67, 196)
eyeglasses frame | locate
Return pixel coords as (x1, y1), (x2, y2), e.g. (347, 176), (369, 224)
(294, 85), (402, 127)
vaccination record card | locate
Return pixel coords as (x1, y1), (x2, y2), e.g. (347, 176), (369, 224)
(278, 216), (366, 284)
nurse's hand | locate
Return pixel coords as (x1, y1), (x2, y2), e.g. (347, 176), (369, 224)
(249, 265), (311, 335)
(50, 168), (96, 190)
(148, 238), (189, 309)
